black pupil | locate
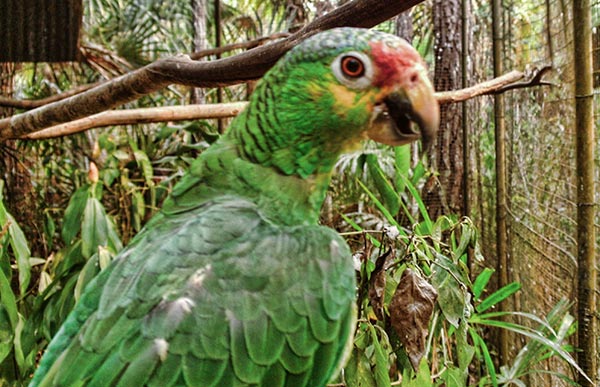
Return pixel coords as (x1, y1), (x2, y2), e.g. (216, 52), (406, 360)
(343, 57), (363, 77)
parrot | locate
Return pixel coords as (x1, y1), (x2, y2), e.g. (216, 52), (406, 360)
(29, 27), (439, 387)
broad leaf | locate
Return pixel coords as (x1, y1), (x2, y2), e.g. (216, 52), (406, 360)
(432, 254), (467, 327)
(61, 186), (90, 245)
(344, 348), (377, 387)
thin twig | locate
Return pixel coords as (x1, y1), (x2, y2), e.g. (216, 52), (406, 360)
(0, 82), (101, 109)
(189, 32), (291, 60)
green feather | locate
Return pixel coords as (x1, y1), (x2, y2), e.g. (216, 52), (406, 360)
(86, 350), (125, 387)
(243, 313), (286, 365)
(286, 318), (320, 357)
(279, 342), (313, 374)
(147, 354), (182, 387)
(181, 356), (226, 387)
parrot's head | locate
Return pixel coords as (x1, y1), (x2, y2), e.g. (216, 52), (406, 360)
(268, 27), (439, 155)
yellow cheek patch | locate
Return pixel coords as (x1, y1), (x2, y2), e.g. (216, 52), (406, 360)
(328, 84), (358, 109)
(327, 84), (380, 116)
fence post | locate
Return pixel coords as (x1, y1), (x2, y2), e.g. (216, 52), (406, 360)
(572, 0), (597, 385)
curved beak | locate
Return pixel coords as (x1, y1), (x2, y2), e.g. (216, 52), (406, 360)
(367, 66), (439, 150)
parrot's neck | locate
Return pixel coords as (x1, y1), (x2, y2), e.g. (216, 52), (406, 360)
(194, 136), (335, 226)
(165, 75), (366, 225)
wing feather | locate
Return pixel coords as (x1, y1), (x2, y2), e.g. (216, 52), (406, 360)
(30, 199), (355, 387)
(243, 312), (286, 365)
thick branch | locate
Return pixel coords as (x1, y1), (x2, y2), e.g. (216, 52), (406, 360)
(0, 0), (425, 141)
(0, 33), (291, 110)
(24, 68), (551, 140)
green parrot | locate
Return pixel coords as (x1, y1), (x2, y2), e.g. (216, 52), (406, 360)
(29, 27), (438, 387)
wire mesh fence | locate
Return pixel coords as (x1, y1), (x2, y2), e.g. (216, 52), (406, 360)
(482, 0), (594, 384)
(410, 0), (598, 384)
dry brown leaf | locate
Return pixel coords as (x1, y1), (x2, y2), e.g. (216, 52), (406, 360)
(389, 268), (438, 370)
(368, 250), (392, 321)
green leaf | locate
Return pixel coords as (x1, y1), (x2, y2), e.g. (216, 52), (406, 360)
(340, 213), (380, 249)
(13, 314), (26, 375)
(52, 240), (85, 279)
(102, 168), (121, 187)
(368, 324), (391, 387)
(396, 173), (432, 232)
(344, 348), (377, 387)
(131, 189), (146, 232)
(354, 323), (370, 350)
(81, 197), (122, 259)
(357, 179), (404, 227)
(403, 357), (433, 387)
(7, 213), (32, 295)
(471, 314), (587, 381)
(476, 282), (521, 313)
(44, 211), (56, 251)
(81, 197), (108, 259)
(133, 149), (154, 186)
(394, 145), (411, 193)
(442, 366), (464, 387)
(0, 188), (32, 295)
(456, 322), (474, 376)
(469, 329), (497, 387)
(411, 161), (426, 186)
(431, 254), (467, 327)
(472, 268), (495, 299)
(74, 253), (100, 302)
(365, 154), (401, 216)
(98, 246), (114, 271)
(0, 262), (17, 330)
(62, 186), (90, 245)
(0, 306), (13, 364)
(454, 222), (473, 259)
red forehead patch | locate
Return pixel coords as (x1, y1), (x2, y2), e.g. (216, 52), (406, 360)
(369, 41), (422, 88)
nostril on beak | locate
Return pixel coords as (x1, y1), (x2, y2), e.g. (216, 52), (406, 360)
(409, 72), (419, 84)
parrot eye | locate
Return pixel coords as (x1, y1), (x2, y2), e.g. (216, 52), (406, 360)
(331, 51), (374, 90)
(340, 56), (364, 77)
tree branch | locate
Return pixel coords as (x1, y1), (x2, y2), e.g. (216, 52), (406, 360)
(0, 82), (102, 109)
(189, 32), (291, 60)
(0, 33), (291, 111)
(24, 68), (552, 140)
(0, 0), (425, 141)
(435, 65), (552, 103)
(23, 103), (247, 140)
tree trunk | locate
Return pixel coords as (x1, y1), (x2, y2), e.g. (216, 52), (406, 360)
(0, 64), (41, 256)
(395, 10), (413, 42)
(425, 0), (464, 218)
(191, 0), (208, 104)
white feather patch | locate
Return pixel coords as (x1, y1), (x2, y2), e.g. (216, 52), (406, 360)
(153, 338), (169, 362)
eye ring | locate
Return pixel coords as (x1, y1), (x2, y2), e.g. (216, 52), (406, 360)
(340, 56), (365, 78)
(331, 51), (374, 90)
